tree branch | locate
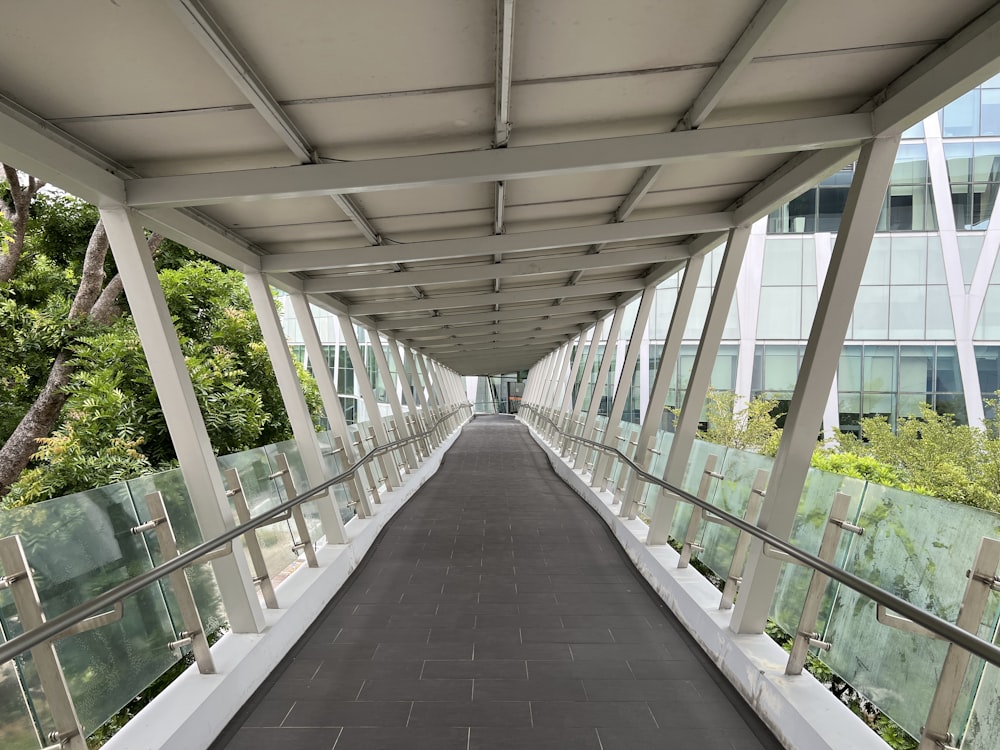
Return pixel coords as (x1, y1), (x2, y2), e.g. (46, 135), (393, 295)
(69, 219), (109, 319)
(0, 164), (44, 284)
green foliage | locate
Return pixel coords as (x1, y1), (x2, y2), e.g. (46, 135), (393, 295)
(1, 189), (324, 506)
(809, 451), (903, 486)
(688, 388), (784, 456)
(821, 402), (1000, 512)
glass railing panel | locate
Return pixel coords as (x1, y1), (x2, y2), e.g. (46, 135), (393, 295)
(962, 623), (1000, 749)
(315, 431), (355, 523)
(695, 447), (774, 580)
(0, 483), (180, 737)
(262, 440), (323, 545)
(638, 429), (673, 518)
(768, 467), (865, 636)
(126, 469), (227, 639)
(0, 654), (38, 750)
(604, 421), (638, 490)
(216, 448), (298, 580)
(820, 486), (1000, 741)
(668, 439), (728, 542)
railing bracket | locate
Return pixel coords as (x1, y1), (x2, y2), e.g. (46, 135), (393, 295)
(798, 631), (832, 651)
(130, 518), (165, 535)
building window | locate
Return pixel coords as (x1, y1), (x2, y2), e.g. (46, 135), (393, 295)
(838, 345), (966, 436)
(877, 144), (937, 231)
(945, 141), (1000, 229)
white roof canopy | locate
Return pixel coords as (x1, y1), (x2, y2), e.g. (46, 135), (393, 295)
(2, 0), (999, 374)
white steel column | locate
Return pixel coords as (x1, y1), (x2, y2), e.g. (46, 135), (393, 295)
(100, 206), (264, 633)
(551, 342), (574, 408)
(561, 331), (590, 418)
(814, 231), (841, 438)
(369, 332), (420, 470)
(337, 316), (402, 485)
(403, 346), (430, 409)
(524, 354), (549, 405)
(416, 353), (442, 408)
(592, 288), (655, 480)
(925, 112), (988, 427)
(287, 293), (354, 542)
(639, 336), (651, 416)
(543, 344), (571, 408)
(734, 219), (766, 403)
(731, 135), (901, 634)
(647, 226), (751, 545)
(246, 272), (345, 541)
(578, 305), (627, 455)
(621, 255), (705, 517)
(568, 318), (606, 440)
(387, 337), (421, 415)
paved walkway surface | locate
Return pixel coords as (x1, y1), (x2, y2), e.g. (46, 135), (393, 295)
(211, 415), (783, 750)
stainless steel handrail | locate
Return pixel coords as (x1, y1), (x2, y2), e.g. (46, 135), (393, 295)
(0, 405), (469, 665)
(520, 404), (1000, 669)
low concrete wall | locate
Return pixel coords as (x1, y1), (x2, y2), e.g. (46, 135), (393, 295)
(105, 424), (466, 750)
(527, 424), (889, 750)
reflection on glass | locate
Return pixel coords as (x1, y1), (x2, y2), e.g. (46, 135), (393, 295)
(822, 485), (1000, 741)
(0, 484), (180, 737)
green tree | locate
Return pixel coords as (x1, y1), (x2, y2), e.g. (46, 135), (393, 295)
(692, 388), (784, 456)
(821, 403), (1000, 511)
(1, 170), (322, 507)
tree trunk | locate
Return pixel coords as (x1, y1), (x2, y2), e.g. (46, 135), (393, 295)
(0, 165), (44, 284)
(0, 352), (72, 498)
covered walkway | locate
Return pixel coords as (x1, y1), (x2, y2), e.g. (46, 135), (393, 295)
(211, 416), (781, 750)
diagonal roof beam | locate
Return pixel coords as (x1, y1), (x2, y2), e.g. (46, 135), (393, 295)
(167, 0), (315, 162)
(683, 0), (792, 131)
(303, 243), (689, 292)
(350, 278), (645, 316)
(167, 0), (425, 299)
(125, 115), (874, 208)
(560, 0), (792, 296)
(872, 3), (1000, 134)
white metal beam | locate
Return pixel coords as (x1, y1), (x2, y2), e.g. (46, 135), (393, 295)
(101, 205), (264, 634)
(683, 0), (791, 130)
(125, 115), (874, 208)
(377, 300), (613, 329)
(411, 327), (582, 348)
(167, 0), (314, 162)
(647, 225), (751, 545)
(350, 278), (646, 316)
(399, 317), (593, 341)
(0, 94), (125, 206)
(873, 3), (1000, 135)
(264, 220), (705, 272)
(494, 0), (515, 148)
(417, 334), (573, 354)
(245, 272), (347, 542)
(731, 135), (901, 635)
(303, 244), (688, 292)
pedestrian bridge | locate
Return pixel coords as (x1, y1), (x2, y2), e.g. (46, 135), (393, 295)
(3, 2), (1000, 749)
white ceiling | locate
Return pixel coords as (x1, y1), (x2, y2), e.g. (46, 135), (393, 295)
(1, 0), (999, 374)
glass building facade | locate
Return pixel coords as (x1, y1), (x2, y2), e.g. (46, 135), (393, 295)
(574, 76), (1000, 436)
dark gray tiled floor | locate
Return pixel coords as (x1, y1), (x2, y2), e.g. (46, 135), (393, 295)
(210, 416), (783, 750)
